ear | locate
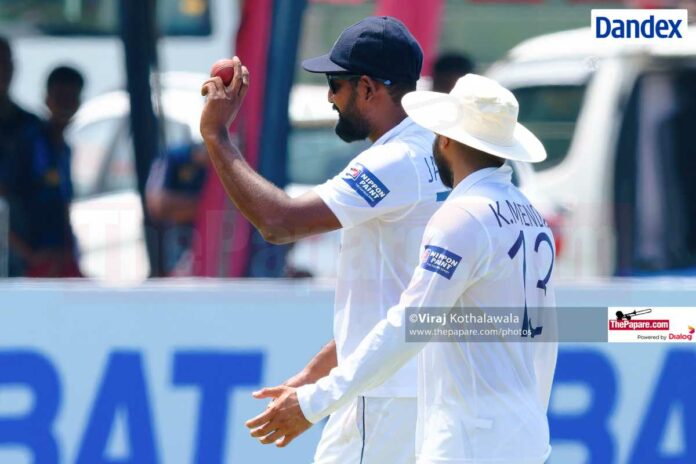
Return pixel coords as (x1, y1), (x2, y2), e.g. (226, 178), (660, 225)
(439, 135), (451, 150)
(359, 75), (378, 101)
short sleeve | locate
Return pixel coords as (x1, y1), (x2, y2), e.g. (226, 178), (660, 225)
(313, 144), (420, 229)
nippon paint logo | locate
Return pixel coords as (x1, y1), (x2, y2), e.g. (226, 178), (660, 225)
(592, 9), (688, 44)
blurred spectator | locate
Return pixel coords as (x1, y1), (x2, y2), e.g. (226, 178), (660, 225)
(432, 52), (474, 93)
(0, 55), (84, 277)
(0, 36), (43, 276)
(146, 143), (208, 275)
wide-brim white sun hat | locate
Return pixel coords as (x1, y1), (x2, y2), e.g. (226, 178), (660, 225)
(402, 74), (547, 163)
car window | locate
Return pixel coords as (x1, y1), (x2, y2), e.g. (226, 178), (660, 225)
(165, 118), (195, 148)
(614, 70), (696, 276)
(70, 117), (125, 198)
(512, 85), (586, 171)
(102, 126), (138, 193)
(71, 115), (194, 197)
(101, 118), (194, 194)
(287, 126), (369, 185)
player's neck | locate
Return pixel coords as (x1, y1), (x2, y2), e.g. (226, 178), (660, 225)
(367, 108), (408, 142)
(451, 162), (501, 188)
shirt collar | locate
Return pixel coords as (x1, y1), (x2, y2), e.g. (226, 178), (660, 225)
(372, 117), (416, 146)
(450, 164), (514, 197)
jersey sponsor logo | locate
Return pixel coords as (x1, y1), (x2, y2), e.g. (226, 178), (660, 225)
(343, 163), (390, 207)
(421, 245), (461, 280)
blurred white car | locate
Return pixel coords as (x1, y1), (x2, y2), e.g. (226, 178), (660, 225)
(487, 26), (696, 278)
(68, 72), (557, 282)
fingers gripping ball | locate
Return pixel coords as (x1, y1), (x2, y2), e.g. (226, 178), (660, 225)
(210, 59), (236, 86)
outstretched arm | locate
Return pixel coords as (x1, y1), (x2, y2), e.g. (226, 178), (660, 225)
(199, 57), (340, 244)
(245, 206), (489, 446)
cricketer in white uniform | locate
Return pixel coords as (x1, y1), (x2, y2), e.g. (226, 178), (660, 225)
(293, 75), (558, 463)
(198, 16), (445, 463)
(309, 116), (445, 463)
(299, 16), (446, 464)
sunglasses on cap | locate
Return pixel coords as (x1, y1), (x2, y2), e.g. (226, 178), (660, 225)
(326, 74), (393, 94)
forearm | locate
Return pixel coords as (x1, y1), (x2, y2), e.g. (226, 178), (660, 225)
(284, 340), (337, 388)
(203, 134), (294, 242)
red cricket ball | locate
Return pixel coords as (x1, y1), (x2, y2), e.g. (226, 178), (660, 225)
(210, 59), (235, 86)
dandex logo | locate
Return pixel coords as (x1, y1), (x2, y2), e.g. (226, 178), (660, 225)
(592, 9), (688, 43)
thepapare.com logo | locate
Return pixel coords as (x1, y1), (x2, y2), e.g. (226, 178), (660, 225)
(592, 9), (688, 43)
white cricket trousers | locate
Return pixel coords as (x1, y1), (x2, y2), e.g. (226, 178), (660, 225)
(312, 396), (417, 464)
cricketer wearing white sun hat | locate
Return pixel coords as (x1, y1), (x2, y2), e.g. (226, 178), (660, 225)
(294, 73), (557, 463)
(402, 73), (547, 163)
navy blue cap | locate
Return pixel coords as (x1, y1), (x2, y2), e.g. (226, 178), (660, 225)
(302, 16), (423, 83)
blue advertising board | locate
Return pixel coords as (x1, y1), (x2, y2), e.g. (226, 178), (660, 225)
(0, 280), (694, 463)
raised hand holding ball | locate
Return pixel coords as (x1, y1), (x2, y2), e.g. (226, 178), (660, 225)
(200, 57), (250, 140)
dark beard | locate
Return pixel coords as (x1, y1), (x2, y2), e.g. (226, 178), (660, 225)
(334, 92), (370, 143)
(432, 137), (453, 188)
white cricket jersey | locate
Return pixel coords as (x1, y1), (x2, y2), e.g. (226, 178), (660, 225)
(313, 117), (445, 398)
(299, 165), (558, 463)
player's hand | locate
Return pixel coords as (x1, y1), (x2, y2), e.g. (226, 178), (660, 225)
(199, 56), (249, 142)
(245, 385), (312, 447)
